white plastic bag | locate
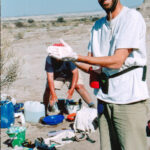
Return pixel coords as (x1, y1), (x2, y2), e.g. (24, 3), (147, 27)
(47, 39), (78, 61)
(65, 99), (82, 114)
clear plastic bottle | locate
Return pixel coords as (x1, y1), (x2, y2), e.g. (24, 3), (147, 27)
(24, 101), (45, 123)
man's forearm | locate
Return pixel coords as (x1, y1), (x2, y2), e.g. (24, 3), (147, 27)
(48, 81), (56, 96)
(77, 49), (132, 69)
(78, 55), (117, 67)
(77, 54), (122, 69)
(47, 72), (56, 96)
(70, 71), (78, 91)
(74, 62), (91, 73)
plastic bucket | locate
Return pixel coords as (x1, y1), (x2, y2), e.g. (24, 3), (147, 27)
(6, 126), (26, 147)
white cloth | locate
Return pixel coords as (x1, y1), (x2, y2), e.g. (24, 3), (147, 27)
(88, 7), (149, 104)
(73, 106), (97, 133)
(44, 130), (75, 147)
(47, 39), (78, 61)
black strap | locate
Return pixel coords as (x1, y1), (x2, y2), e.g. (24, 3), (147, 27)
(99, 65), (147, 94)
(142, 66), (147, 81)
(109, 66), (147, 81)
(86, 134), (96, 143)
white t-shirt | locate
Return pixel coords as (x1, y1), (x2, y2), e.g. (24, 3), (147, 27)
(88, 7), (149, 104)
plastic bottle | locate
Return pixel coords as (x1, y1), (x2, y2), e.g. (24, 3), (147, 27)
(24, 101), (45, 123)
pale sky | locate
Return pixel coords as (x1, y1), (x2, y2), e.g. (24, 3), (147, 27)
(1, 0), (144, 18)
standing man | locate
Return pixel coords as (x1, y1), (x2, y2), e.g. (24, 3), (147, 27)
(43, 56), (95, 114)
(48, 0), (149, 149)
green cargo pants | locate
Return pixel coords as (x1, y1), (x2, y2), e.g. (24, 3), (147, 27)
(98, 100), (149, 150)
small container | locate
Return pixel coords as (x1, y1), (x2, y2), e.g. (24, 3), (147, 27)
(0, 101), (14, 128)
(6, 126), (26, 147)
(43, 115), (64, 125)
(24, 101), (45, 123)
(89, 66), (101, 89)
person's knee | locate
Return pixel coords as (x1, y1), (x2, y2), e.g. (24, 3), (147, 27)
(75, 84), (84, 90)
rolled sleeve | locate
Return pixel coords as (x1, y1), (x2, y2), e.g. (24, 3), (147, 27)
(45, 56), (54, 72)
(68, 61), (77, 71)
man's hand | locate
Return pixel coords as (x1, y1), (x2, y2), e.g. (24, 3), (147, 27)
(49, 93), (58, 106)
(67, 89), (74, 99)
(47, 39), (78, 61)
(67, 68), (78, 99)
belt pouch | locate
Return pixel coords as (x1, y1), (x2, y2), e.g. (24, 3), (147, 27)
(99, 72), (109, 94)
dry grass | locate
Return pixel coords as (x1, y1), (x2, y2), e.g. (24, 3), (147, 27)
(15, 32), (24, 40)
(0, 39), (20, 88)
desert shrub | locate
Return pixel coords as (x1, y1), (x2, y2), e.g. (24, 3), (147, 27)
(57, 17), (65, 23)
(28, 23), (36, 28)
(79, 18), (87, 22)
(15, 21), (24, 28)
(27, 18), (34, 23)
(41, 24), (46, 27)
(73, 23), (79, 27)
(51, 21), (56, 26)
(2, 40), (11, 49)
(1, 44), (20, 88)
(46, 25), (50, 31)
(91, 17), (99, 22)
(136, 7), (141, 11)
(15, 32), (24, 40)
(2, 24), (7, 28)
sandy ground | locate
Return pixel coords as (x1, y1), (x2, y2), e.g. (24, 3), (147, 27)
(1, 9), (150, 150)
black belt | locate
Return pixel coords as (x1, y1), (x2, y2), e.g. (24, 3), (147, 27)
(109, 65), (147, 81)
(99, 65), (147, 94)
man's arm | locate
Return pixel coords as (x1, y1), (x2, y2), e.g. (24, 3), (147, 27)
(88, 52), (93, 57)
(74, 62), (92, 73)
(47, 72), (57, 105)
(67, 68), (78, 99)
(73, 52), (93, 73)
(77, 48), (132, 69)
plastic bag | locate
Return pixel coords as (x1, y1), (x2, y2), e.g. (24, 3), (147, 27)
(65, 99), (82, 114)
